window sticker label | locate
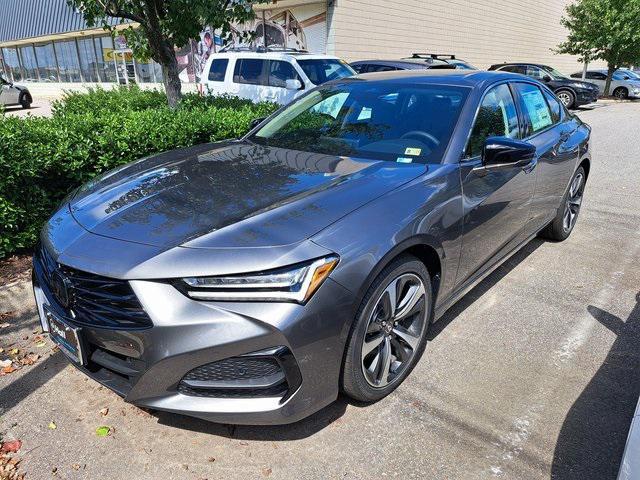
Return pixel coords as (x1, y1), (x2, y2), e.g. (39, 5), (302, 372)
(396, 157), (413, 163)
(404, 147), (422, 156)
(521, 90), (552, 131)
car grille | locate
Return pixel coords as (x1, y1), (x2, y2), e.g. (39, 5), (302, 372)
(34, 244), (152, 329)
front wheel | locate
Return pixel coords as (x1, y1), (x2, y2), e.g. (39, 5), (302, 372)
(342, 255), (432, 402)
(19, 93), (31, 109)
(540, 166), (586, 241)
(556, 90), (575, 109)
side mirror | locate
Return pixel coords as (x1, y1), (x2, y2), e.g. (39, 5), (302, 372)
(285, 78), (303, 90)
(542, 75), (552, 83)
(482, 137), (536, 168)
(623, 75), (631, 80)
(250, 117), (265, 130)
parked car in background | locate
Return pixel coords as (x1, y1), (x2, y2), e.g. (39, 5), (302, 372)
(34, 70), (591, 425)
(405, 53), (478, 70)
(489, 62), (599, 108)
(0, 75), (32, 108)
(200, 48), (355, 105)
(350, 58), (455, 73)
(570, 69), (640, 99)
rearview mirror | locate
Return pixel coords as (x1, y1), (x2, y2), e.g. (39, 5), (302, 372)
(249, 117), (265, 130)
(285, 79), (303, 90)
(482, 137), (536, 168)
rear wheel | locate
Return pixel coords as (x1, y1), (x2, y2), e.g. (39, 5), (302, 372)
(342, 255), (432, 402)
(540, 166), (586, 241)
(556, 90), (575, 109)
(613, 87), (628, 99)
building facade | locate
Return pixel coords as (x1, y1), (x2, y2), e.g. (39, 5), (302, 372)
(0, 0), (600, 97)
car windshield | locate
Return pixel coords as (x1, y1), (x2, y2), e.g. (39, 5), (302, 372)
(541, 65), (568, 80)
(250, 81), (470, 163)
(296, 59), (355, 85)
(614, 70), (640, 81)
(623, 70), (640, 79)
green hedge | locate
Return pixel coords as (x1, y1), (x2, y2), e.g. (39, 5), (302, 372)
(0, 87), (278, 258)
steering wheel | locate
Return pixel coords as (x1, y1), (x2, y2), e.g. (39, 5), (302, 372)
(400, 131), (440, 149)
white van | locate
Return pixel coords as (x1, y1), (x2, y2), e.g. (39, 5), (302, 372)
(200, 49), (356, 105)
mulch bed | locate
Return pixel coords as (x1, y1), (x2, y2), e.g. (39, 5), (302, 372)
(0, 254), (32, 287)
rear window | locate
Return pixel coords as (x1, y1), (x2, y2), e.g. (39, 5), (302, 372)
(296, 59), (355, 85)
(208, 59), (228, 82)
(233, 59), (266, 85)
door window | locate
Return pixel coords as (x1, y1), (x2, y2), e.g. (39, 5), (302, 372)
(542, 89), (562, 124)
(268, 60), (300, 88)
(466, 83), (520, 158)
(208, 59), (228, 82)
(500, 65), (526, 74)
(525, 66), (547, 80)
(513, 83), (553, 135)
(233, 59), (266, 85)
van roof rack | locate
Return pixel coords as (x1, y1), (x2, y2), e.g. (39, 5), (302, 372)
(411, 53), (457, 60)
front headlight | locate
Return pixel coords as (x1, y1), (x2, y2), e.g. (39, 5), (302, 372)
(181, 256), (339, 303)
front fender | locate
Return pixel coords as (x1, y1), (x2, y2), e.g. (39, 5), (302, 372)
(312, 162), (464, 328)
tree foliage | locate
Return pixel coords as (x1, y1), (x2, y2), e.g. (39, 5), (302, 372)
(557, 0), (640, 95)
(68, 0), (260, 106)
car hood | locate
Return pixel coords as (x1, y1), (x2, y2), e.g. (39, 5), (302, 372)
(69, 141), (426, 250)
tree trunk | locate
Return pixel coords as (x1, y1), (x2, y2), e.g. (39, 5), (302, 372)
(581, 60), (588, 80)
(604, 63), (616, 97)
(161, 54), (182, 109)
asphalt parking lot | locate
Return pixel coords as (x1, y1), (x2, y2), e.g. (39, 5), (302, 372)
(0, 100), (639, 480)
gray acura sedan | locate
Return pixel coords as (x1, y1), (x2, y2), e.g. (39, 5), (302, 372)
(33, 70), (591, 425)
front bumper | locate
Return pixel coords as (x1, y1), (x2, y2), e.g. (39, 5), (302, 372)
(33, 249), (356, 425)
(574, 88), (599, 106)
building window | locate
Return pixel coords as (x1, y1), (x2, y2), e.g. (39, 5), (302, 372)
(2, 47), (21, 82)
(135, 59), (162, 83)
(77, 38), (99, 82)
(94, 36), (117, 82)
(54, 40), (82, 82)
(19, 46), (39, 81)
(35, 43), (59, 82)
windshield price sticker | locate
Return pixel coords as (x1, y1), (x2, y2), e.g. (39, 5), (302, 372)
(405, 147), (422, 156)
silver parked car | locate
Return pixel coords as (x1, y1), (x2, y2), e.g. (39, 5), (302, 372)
(0, 75), (32, 109)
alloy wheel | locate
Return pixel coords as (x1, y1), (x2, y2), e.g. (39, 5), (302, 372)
(557, 91), (573, 107)
(361, 273), (427, 388)
(563, 172), (584, 232)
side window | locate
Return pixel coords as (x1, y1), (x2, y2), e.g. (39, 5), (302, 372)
(268, 60), (300, 88)
(233, 59), (266, 85)
(208, 59), (228, 82)
(595, 72), (607, 80)
(542, 89), (562, 124)
(351, 64), (365, 73)
(525, 66), (546, 80)
(501, 65), (526, 74)
(513, 83), (553, 135)
(369, 65), (397, 72)
(466, 83), (520, 158)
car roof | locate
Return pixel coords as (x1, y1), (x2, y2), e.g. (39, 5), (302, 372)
(208, 51), (341, 61)
(490, 62), (551, 69)
(333, 69), (526, 89)
(350, 59), (446, 69)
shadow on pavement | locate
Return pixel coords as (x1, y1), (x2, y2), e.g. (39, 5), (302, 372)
(551, 292), (640, 479)
(0, 351), (67, 414)
(154, 394), (353, 440)
(429, 238), (544, 340)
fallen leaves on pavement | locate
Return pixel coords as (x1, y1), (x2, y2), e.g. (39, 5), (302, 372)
(48, 422), (57, 430)
(99, 407), (109, 417)
(95, 426), (114, 437)
(0, 440), (24, 479)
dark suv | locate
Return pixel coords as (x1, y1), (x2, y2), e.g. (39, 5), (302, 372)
(488, 62), (599, 108)
(350, 58), (455, 73)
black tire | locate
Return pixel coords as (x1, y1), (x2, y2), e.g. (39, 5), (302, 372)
(342, 254), (433, 403)
(540, 166), (587, 241)
(19, 93), (31, 109)
(613, 87), (628, 99)
(556, 89), (575, 109)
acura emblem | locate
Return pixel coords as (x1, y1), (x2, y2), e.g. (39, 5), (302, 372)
(51, 271), (73, 309)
